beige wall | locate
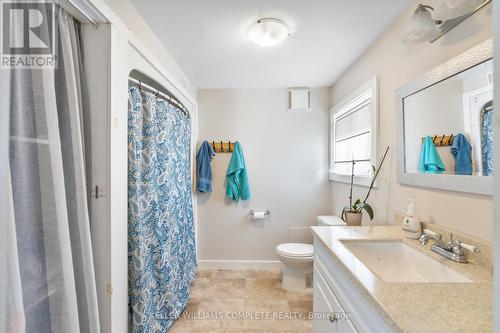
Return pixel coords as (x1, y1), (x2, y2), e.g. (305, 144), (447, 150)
(197, 88), (333, 261)
(330, 2), (493, 241)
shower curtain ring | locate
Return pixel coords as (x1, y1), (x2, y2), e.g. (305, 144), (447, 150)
(155, 89), (160, 98)
(138, 81), (142, 91)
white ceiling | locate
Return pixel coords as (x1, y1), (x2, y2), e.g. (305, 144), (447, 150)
(130, 0), (414, 89)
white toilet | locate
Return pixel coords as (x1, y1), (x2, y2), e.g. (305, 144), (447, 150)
(276, 216), (345, 291)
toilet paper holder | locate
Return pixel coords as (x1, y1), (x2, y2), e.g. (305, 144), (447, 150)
(250, 209), (271, 217)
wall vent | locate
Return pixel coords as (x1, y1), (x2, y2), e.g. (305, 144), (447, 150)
(287, 88), (311, 112)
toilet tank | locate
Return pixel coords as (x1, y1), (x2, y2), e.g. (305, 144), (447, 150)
(317, 215), (346, 226)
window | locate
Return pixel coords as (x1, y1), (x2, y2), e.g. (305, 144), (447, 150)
(330, 77), (378, 185)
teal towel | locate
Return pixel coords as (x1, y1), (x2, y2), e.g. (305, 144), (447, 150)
(225, 141), (250, 202)
(419, 136), (445, 174)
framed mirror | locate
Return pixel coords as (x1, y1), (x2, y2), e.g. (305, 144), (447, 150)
(397, 39), (493, 196)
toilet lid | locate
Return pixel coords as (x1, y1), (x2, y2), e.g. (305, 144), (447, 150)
(276, 243), (314, 257)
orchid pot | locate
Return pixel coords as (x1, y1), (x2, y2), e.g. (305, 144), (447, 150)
(343, 210), (363, 226)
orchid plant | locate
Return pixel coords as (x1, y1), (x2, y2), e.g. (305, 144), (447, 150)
(342, 146), (389, 222)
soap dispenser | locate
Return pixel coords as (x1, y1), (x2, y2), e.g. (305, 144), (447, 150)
(402, 199), (422, 239)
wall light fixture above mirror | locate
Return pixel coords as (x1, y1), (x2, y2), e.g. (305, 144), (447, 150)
(403, 0), (490, 44)
(397, 39), (493, 196)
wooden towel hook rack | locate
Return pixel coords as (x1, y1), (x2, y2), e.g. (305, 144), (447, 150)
(422, 134), (455, 147)
(211, 141), (236, 153)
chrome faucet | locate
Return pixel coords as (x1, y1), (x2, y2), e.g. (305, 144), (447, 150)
(419, 230), (445, 247)
(419, 229), (479, 263)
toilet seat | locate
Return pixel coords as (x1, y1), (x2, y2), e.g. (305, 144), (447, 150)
(276, 243), (314, 258)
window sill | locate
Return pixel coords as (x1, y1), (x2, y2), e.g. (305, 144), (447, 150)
(328, 172), (373, 187)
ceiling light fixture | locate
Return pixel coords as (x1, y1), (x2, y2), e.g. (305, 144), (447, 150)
(247, 18), (290, 47)
(403, 0), (490, 44)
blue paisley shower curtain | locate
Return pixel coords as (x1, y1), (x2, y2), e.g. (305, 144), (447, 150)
(128, 86), (196, 332)
(481, 103), (494, 176)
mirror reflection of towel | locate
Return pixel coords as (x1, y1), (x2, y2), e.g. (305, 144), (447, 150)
(450, 133), (472, 175)
(419, 136), (445, 174)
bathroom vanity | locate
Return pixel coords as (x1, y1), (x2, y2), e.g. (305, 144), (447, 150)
(311, 226), (492, 333)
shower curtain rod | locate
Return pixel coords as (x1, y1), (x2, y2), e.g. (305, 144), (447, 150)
(129, 77), (190, 118)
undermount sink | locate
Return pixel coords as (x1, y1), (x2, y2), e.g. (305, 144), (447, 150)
(341, 241), (472, 283)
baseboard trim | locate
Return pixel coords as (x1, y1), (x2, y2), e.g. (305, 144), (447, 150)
(198, 260), (283, 270)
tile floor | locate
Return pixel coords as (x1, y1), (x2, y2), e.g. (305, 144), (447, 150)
(170, 269), (313, 333)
